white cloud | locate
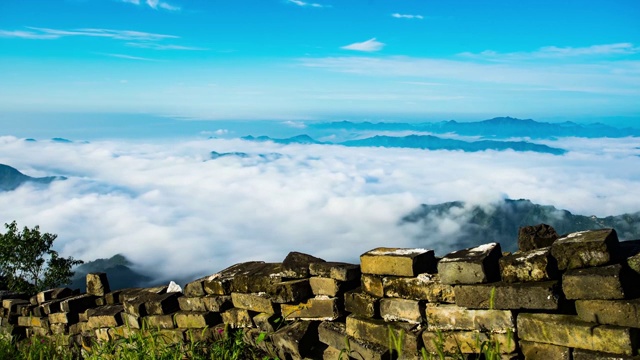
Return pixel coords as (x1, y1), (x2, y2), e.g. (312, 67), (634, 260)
(287, 0), (327, 8)
(391, 13), (424, 20)
(0, 30), (59, 39)
(126, 42), (207, 51)
(102, 53), (159, 61)
(121, 0), (180, 11)
(299, 56), (640, 96)
(282, 121), (307, 129)
(460, 43), (640, 60)
(18, 27), (178, 41)
(0, 135), (639, 284)
(341, 38), (385, 52)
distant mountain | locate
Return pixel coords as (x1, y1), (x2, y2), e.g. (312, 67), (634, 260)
(341, 135), (566, 155)
(402, 199), (640, 253)
(311, 117), (640, 139)
(0, 164), (65, 191)
(69, 254), (153, 292)
(241, 134), (323, 145)
(241, 134), (566, 155)
(210, 151), (283, 161)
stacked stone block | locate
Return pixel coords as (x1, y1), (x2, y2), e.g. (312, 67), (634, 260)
(3, 225), (640, 359)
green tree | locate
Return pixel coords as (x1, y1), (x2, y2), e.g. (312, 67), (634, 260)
(0, 221), (83, 295)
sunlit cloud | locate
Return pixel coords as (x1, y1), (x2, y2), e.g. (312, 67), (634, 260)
(101, 53), (160, 61)
(460, 43), (640, 60)
(0, 135), (639, 284)
(126, 42), (207, 51)
(12, 27), (178, 41)
(287, 0), (327, 8)
(300, 56), (640, 95)
(391, 13), (424, 20)
(0, 30), (59, 39)
(341, 38), (385, 52)
(121, 0), (181, 11)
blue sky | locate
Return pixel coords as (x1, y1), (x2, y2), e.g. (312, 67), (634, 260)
(1, 0), (639, 123)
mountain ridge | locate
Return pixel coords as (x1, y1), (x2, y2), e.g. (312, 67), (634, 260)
(0, 164), (65, 191)
(310, 117), (640, 139)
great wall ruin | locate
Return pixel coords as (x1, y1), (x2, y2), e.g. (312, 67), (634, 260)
(1, 224), (639, 359)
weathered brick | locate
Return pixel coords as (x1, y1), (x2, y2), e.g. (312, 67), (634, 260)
(576, 299), (640, 327)
(271, 321), (320, 360)
(49, 312), (79, 324)
(310, 277), (358, 297)
(426, 304), (514, 333)
(174, 311), (221, 328)
(221, 308), (254, 328)
(145, 314), (175, 329)
(499, 247), (558, 283)
(550, 229), (619, 270)
(268, 279), (312, 304)
(563, 264), (630, 300)
(344, 288), (379, 318)
(231, 263), (284, 293)
(455, 281), (561, 310)
(50, 323), (68, 335)
(438, 243), (502, 285)
(17, 316), (48, 328)
(252, 312), (281, 333)
(60, 294), (97, 313)
(121, 312), (142, 329)
(2, 299), (29, 313)
(517, 313), (637, 355)
(361, 247), (436, 277)
(281, 251), (325, 278)
(281, 296), (342, 321)
(178, 297), (206, 312)
(87, 305), (123, 329)
(202, 295), (233, 312)
(572, 348), (640, 360)
(346, 315), (422, 357)
(232, 292), (278, 314)
(145, 292), (181, 315)
(310, 262), (361, 281)
(518, 224), (559, 251)
(380, 298), (424, 324)
(361, 274), (384, 298)
(184, 277), (207, 297)
(383, 273), (455, 303)
(318, 321), (393, 360)
(37, 288), (73, 304)
(86, 273), (111, 297)
(422, 330), (516, 354)
(519, 340), (571, 360)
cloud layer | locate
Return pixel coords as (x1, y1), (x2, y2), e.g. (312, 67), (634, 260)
(0, 135), (638, 284)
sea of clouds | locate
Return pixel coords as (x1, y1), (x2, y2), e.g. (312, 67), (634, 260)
(0, 135), (639, 284)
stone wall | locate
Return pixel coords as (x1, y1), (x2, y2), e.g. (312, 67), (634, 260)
(1, 225), (640, 359)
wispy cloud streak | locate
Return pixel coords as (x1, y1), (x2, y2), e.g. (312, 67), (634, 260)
(1, 27), (178, 41)
(121, 0), (181, 11)
(460, 43), (640, 60)
(287, 0), (327, 8)
(391, 13), (424, 20)
(341, 38), (385, 52)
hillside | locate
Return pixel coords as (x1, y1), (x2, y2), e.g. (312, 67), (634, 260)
(69, 254), (152, 291)
(0, 164), (64, 191)
(402, 198), (640, 252)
